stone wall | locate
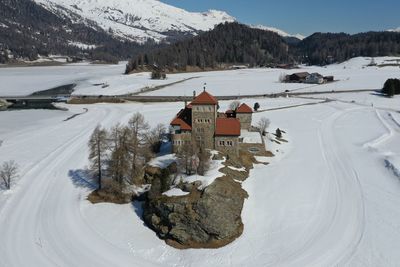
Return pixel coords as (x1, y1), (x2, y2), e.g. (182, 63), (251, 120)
(215, 136), (239, 157)
(171, 132), (192, 153)
(236, 113), (252, 130)
(192, 104), (217, 150)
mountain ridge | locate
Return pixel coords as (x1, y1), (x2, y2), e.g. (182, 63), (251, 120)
(34, 0), (236, 43)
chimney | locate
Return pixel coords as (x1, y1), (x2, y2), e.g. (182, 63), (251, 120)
(184, 99), (187, 108)
(193, 90), (196, 99)
(203, 82), (207, 91)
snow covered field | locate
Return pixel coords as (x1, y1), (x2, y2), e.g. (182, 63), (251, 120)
(0, 58), (400, 266)
(1, 57), (399, 97)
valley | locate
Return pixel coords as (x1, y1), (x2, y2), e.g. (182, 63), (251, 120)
(0, 58), (399, 266)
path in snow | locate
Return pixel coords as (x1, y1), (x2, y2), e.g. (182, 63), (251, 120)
(0, 101), (400, 266)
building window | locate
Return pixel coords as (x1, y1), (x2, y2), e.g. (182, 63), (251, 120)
(226, 141), (233, 146)
(219, 140), (225, 146)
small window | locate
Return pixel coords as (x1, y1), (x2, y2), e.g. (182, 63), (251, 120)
(219, 140), (225, 146)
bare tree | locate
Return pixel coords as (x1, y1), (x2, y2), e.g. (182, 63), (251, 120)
(177, 142), (198, 175)
(229, 101), (241, 111)
(88, 125), (108, 190)
(108, 124), (131, 189)
(0, 160), (18, 190)
(127, 113), (150, 183)
(146, 123), (166, 154)
(257, 117), (271, 136)
(196, 148), (210, 176)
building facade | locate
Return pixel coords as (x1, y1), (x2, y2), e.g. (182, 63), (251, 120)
(170, 90), (254, 157)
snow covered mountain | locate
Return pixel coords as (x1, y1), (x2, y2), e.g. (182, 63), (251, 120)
(251, 24), (305, 40)
(34, 0), (236, 43)
(387, 27), (400, 32)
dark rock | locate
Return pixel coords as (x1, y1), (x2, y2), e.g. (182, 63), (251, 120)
(143, 176), (248, 249)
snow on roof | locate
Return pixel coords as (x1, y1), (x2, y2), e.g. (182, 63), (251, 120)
(215, 118), (241, 136)
(236, 103), (253, 113)
(191, 90), (218, 105)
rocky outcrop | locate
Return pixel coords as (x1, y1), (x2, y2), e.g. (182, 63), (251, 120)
(140, 150), (271, 249)
(143, 176), (248, 249)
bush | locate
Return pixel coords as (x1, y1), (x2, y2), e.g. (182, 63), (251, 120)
(151, 70), (166, 80)
(276, 128), (282, 138)
(382, 78), (400, 97)
(253, 102), (260, 111)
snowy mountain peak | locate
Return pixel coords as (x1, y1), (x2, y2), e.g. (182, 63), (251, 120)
(34, 0), (236, 43)
(251, 24), (305, 40)
(387, 27), (400, 32)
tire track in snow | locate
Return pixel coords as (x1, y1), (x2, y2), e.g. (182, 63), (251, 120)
(0, 107), (111, 267)
(275, 108), (366, 266)
(0, 105), (159, 267)
(317, 108), (366, 266)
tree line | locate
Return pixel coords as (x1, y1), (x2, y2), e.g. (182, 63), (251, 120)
(294, 32), (400, 65)
(0, 0), (162, 63)
(88, 112), (214, 196)
(125, 22), (291, 73)
(88, 113), (165, 192)
(125, 23), (400, 73)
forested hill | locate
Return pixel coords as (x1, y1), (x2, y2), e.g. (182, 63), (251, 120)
(0, 0), (158, 63)
(125, 23), (291, 73)
(295, 32), (400, 65)
(126, 23), (400, 73)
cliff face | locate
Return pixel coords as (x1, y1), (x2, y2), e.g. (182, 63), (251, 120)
(144, 176), (248, 249)
(142, 151), (261, 249)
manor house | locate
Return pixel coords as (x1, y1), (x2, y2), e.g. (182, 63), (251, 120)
(170, 90), (255, 157)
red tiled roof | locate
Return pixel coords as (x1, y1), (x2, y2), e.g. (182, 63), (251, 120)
(236, 103), (253, 113)
(171, 118), (192, 131)
(191, 90), (218, 105)
(215, 118), (241, 136)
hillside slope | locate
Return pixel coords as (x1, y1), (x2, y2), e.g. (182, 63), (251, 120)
(125, 23), (291, 73)
(34, 0), (236, 43)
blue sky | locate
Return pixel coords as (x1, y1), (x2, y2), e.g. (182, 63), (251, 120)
(162, 0), (400, 36)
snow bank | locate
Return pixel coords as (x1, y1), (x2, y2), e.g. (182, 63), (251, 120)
(162, 188), (190, 197)
(178, 151), (225, 190)
(148, 154), (176, 169)
(240, 130), (262, 144)
(384, 156), (400, 179)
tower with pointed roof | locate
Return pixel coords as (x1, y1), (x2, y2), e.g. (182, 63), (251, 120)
(191, 90), (218, 150)
(170, 90), (259, 157)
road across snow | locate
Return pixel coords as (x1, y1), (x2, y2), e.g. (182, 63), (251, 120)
(1, 97), (400, 266)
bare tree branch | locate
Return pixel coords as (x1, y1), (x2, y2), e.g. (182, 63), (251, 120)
(0, 160), (18, 190)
